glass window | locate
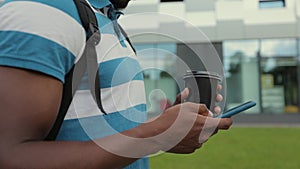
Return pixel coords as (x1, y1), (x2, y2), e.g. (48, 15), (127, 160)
(261, 39), (297, 57)
(259, 0), (285, 9)
(161, 0), (183, 2)
(260, 38), (298, 114)
(223, 40), (260, 113)
(133, 43), (178, 119)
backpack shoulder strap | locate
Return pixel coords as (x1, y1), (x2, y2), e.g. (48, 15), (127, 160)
(74, 0), (106, 115)
(118, 24), (136, 54)
(45, 0), (102, 140)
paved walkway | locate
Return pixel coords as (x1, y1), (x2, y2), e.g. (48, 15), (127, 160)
(232, 113), (300, 128)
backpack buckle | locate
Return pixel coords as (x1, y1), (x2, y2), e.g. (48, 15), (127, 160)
(87, 23), (100, 45)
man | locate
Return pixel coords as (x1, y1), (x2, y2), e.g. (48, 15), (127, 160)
(0, 0), (232, 168)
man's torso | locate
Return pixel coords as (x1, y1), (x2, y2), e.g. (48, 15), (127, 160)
(0, 0), (149, 168)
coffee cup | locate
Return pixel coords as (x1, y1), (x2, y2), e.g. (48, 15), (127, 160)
(183, 70), (221, 113)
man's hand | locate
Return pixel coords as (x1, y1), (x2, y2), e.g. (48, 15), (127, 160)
(171, 85), (224, 114)
(139, 102), (232, 154)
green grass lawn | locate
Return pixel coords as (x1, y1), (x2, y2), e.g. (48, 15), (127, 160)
(149, 127), (300, 169)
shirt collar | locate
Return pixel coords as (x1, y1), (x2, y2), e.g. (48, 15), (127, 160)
(88, 0), (111, 9)
(106, 4), (124, 20)
(88, 0), (124, 20)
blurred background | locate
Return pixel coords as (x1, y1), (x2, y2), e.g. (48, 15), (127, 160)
(120, 0), (300, 122)
(120, 0), (300, 168)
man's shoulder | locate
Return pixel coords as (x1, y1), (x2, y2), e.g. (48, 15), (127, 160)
(0, 0), (87, 83)
(1, 0), (81, 24)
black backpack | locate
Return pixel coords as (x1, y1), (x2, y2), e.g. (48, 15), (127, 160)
(45, 0), (135, 140)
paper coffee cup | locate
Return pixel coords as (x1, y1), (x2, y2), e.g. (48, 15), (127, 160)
(183, 70), (221, 112)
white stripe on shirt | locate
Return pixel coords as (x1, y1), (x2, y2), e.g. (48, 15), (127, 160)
(96, 34), (136, 63)
(0, 1), (85, 59)
(65, 80), (146, 119)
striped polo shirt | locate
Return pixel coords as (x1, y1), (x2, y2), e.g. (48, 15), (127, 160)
(0, 0), (149, 168)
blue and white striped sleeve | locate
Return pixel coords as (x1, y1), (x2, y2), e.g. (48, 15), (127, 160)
(0, 0), (86, 83)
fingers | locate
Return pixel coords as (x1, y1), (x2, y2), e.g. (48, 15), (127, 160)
(168, 144), (202, 154)
(218, 118), (233, 129)
(174, 88), (189, 105)
(217, 84), (222, 91)
(201, 116), (232, 130)
(181, 88), (189, 99)
(182, 102), (219, 117)
(216, 94), (223, 102)
(166, 109), (232, 154)
(214, 106), (221, 114)
(197, 104), (211, 117)
(207, 111), (214, 117)
(181, 102), (214, 117)
(177, 88), (189, 102)
(197, 116), (232, 144)
(216, 84), (223, 102)
(215, 84), (223, 114)
(174, 103), (232, 130)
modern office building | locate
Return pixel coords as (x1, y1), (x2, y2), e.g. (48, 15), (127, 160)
(120, 0), (300, 120)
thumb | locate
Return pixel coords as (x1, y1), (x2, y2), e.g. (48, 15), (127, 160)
(197, 104), (211, 117)
(181, 88), (189, 99)
(174, 88), (190, 105)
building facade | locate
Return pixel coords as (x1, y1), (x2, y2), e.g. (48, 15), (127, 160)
(120, 0), (300, 116)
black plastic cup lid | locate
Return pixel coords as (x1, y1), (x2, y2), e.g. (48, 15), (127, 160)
(183, 70), (221, 81)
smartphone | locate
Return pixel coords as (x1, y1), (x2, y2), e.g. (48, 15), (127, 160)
(215, 101), (256, 118)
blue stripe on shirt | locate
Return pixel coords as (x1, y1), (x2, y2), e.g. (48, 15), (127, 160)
(0, 31), (75, 82)
(56, 104), (147, 141)
(56, 103), (149, 168)
(99, 57), (144, 88)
